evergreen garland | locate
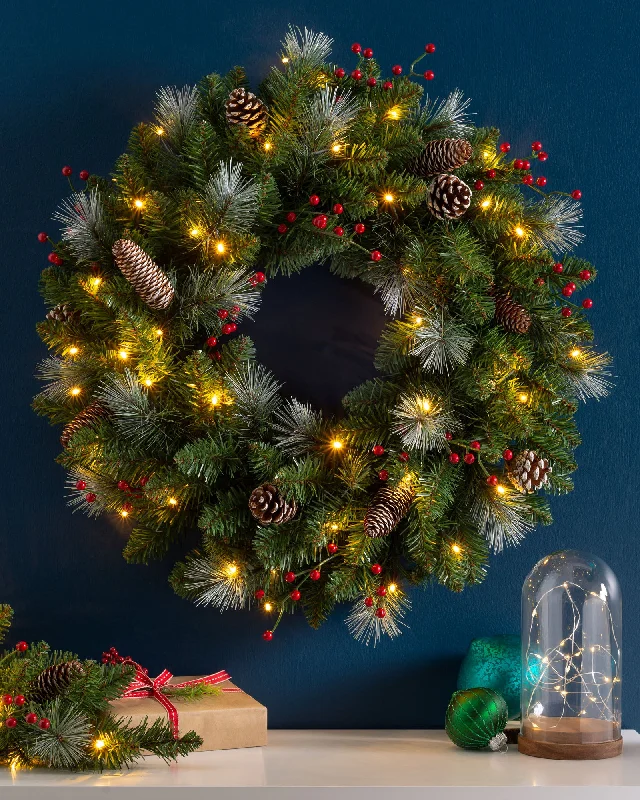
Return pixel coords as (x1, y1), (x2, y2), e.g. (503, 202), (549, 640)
(34, 28), (611, 643)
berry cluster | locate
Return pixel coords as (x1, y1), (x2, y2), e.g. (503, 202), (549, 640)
(332, 41), (436, 92)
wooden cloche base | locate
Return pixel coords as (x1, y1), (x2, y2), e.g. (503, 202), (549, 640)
(519, 717), (623, 760)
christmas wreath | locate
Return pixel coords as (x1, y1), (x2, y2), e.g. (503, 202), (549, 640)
(34, 29), (610, 644)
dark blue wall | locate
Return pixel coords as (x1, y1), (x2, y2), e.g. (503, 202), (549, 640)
(1, 0), (638, 729)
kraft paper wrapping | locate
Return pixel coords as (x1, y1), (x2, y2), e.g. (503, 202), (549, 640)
(109, 678), (267, 752)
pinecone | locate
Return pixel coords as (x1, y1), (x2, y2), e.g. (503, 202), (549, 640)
(414, 139), (473, 178)
(60, 400), (109, 449)
(509, 449), (552, 493)
(427, 174), (472, 220)
(46, 304), (80, 323)
(112, 239), (174, 311)
(494, 293), (532, 334)
(364, 484), (415, 538)
(249, 484), (297, 525)
(30, 660), (84, 703)
(225, 88), (268, 138)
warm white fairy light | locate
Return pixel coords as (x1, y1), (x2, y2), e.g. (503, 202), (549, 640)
(331, 439), (343, 450)
(118, 350), (128, 360)
(69, 386), (81, 396)
(68, 346), (79, 356)
(216, 241), (225, 254)
(383, 193), (394, 203)
(264, 142), (272, 151)
(514, 226), (525, 238)
(190, 227), (200, 237)
(155, 126), (165, 136)
(264, 602), (273, 612)
(133, 198), (145, 209)
(168, 497), (177, 506)
(481, 199), (491, 209)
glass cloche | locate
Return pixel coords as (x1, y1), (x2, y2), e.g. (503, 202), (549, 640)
(519, 550), (622, 759)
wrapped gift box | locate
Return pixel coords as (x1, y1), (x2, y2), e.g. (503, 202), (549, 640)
(109, 677), (267, 752)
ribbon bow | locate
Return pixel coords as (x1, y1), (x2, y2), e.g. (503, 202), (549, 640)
(103, 647), (241, 738)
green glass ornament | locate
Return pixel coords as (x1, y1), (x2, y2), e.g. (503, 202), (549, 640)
(445, 688), (509, 751)
(457, 634), (521, 719)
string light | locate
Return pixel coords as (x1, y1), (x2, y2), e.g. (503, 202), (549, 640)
(414, 316), (423, 325)
(332, 144), (341, 153)
(518, 393), (529, 403)
(383, 193), (394, 203)
(264, 602), (273, 612)
(281, 57), (289, 64)
(481, 199), (491, 209)
(264, 142), (272, 151)
(386, 107), (401, 120)
(69, 386), (82, 396)
(168, 497), (177, 506)
(133, 198), (145, 209)
(388, 583), (397, 593)
(211, 394), (220, 406)
(143, 378), (153, 387)
(451, 544), (462, 554)
(190, 227), (200, 237)
(570, 348), (581, 358)
(420, 398), (431, 412)
(118, 350), (129, 360)
(155, 126), (165, 136)
(120, 510), (129, 518)
(226, 564), (238, 576)
(68, 346), (79, 356)
(331, 439), (343, 450)
(91, 277), (102, 289)
(514, 226), (525, 238)
(496, 485), (506, 495)
(94, 739), (106, 750)
(216, 241), (225, 254)
(330, 523), (338, 531)
(155, 329), (163, 337)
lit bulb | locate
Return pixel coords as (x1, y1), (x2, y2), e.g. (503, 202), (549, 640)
(514, 226), (525, 237)
(264, 602), (273, 612)
(387, 109), (399, 120)
(68, 346), (79, 356)
(168, 497), (177, 506)
(330, 523), (338, 531)
(94, 739), (106, 750)
(227, 564), (238, 576)
(451, 544), (462, 554)
(518, 393), (529, 403)
(155, 126), (164, 136)
(496, 485), (506, 495)
(133, 198), (145, 209)
(281, 57), (289, 64)
(69, 386), (81, 396)
(481, 199), (491, 209)
(414, 316), (423, 325)
(190, 227), (200, 237)
(120, 510), (129, 518)
(91, 277), (102, 288)
(483, 151), (491, 160)
(144, 378), (153, 387)
(388, 583), (397, 593)
(331, 439), (343, 450)
(211, 394), (219, 406)
(118, 350), (128, 360)
(420, 399), (431, 412)
(570, 348), (581, 358)
(332, 143), (341, 153)
(156, 329), (163, 336)
(264, 142), (272, 151)
(216, 241), (225, 254)
(383, 193), (394, 203)
(561, 690), (568, 697)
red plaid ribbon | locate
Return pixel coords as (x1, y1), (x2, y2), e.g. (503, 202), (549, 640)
(103, 648), (241, 738)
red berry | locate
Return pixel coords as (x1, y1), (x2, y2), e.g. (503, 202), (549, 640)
(537, 151), (548, 161)
(474, 180), (484, 191)
(363, 47), (374, 58)
(522, 160), (531, 170)
(399, 451), (409, 462)
(354, 223), (365, 234)
(290, 590), (301, 601)
(379, 469), (389, 481)
(313, 214), (328, 229)
(62, 166), (72, 176)
(139, 476), (149, 487)
(361, 596), (373, 609)
(375, 608), (387, 618)
(122, 502), (133, 513)
(424, 70), (435, 80)
(376, 585), (387, 597)
(486, 475), (499, 487)
(206, 336), (218, 347)
(48, 252), (62, 265)
(535, 277), (545, 286)
(327, 543), (339, 554)
(351, 43), (362, 53)
(567, 282), (577, 291)
(222, 323), (234, 334)
(370, 250), (382, 262)
(425, 43), (436, 53)
(285, 571), (296, 583)
(522, 175), (534, 185)
(366, 77), (377, 87)
(371, 563), (383, 575)
(3, 695), (12, 705)
(255, 589), (265, 600)
(333, 203), (344, 214)
(464, 453), (476, 465)
(372, 445), (385, 456)
(117, 480), (129, 491)
(217, 309), (229, 319)
(14, 696), (25, 707)
(383, 81), (393, 90)
(553, 262), (564, 274)
(445, 432), (453, 441)
(449, 453), (460, 464)
(561, 307), (572, 317)
(335, 67), (346, 79)
(262, 630), (273, 641)
(37, 232), (48, 243)
(76, 479), (87, 491)
(532, 141), (543, 151)
(309, 194), (321, 206)
(333, 226), (344, 237)
(5, 718), (17, 728)
(487, 169), (497, 179)
(536, 176), (547, 187)
(286, 212), (297, 222)
(562, 286), (573, 297)
(500, 142), (511, 153)
(579, 270), (591, 281)
(514, 159), (524, 170)
(211, 351), (222, 361)
(392, 65), (402, 75)
(582, 298), (593, 309)
(571, 190), (582, 200)
(25, 713), (38, 725)
(470, 441), (481, 451)
(79, 170), (90, 181)
(351, 69), (363, 81)
(503, 449), (513, 461)
(277, 223), (288, 234)
(255, 272), (266, 283)
(310, 569), (321, 581)
(86, 492), (97, 503)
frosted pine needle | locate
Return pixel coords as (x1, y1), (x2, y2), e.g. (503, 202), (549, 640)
(420, 90), (473, 139)
(282, 26), (333, 68)
(203, 160), (261, 234)
(346, 590), (411, 646)
(392, 394), (457, 452)
(273, 399), (324, 454)
(563, 349), (613, 401)
(53, 190), (111, 261)
(155, 85), (199, 138)
(528, 196), (585, 253)
(304, 86), (360, 140)
(411, 312), (474, 373)
(180, 556), (247, 611)
(227, 363), (282, 424)
(471, 486), (536, 552)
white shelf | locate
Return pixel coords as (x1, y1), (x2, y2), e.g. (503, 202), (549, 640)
(1, 729), (639, 799)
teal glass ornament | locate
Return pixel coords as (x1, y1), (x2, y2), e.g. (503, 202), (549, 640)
(457, 634), (521, 719)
